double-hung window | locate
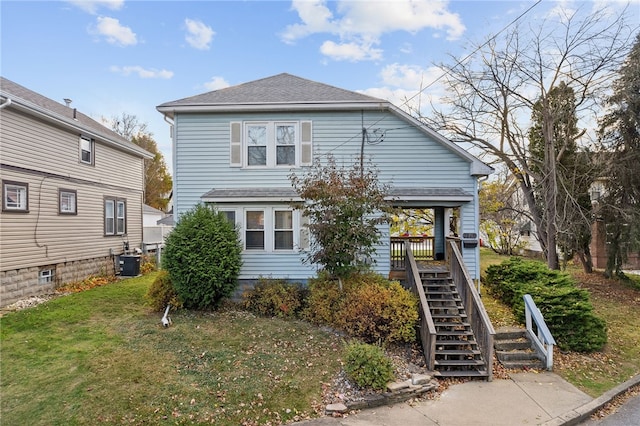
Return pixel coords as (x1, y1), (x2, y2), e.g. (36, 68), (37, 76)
(80, 136), (94, 165)
(230, 121), (312, 168)
(242, 208), (301, 252)
(274, 210), (293, 250)
(59, 189), (77, 215)
(104, 197), (126, 235)
(2, 180), (28, 212)
(245, 210), (265, 250)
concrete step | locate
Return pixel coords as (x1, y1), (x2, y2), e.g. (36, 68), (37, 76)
(499, 359), (545, 370)
(495, 349), (539, 362)
(494, 338), (531, 351)
(495, 326), (527, 340)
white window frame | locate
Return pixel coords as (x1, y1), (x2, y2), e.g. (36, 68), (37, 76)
(274, 209), (294, 251)
(80, 136), (94, 165)
(245, 209), (265, 250)
(243, 121), (299, 168)
(59, 189), (77, 215)
(218, 208), (237, 227)
(105, 197), (126, 236)
(39, 268), (54, 285)
(2, 180), (28, 212)
(241, 207), (301, 253)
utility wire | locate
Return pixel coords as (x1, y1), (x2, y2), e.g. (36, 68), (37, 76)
(324, 0), (543, 156)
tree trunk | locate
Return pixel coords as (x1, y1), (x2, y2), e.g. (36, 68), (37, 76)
(543, 105), (560, 270)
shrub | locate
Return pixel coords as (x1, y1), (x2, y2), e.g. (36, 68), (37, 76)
(146, 270), (183, 312)
(302, 272), (344, 326)
(304, 272), (418, 345)
(339, 280), (418, 344)
(162, 204), (243, 310)
(140, 254), (157, 275)
(485, 257), (607, 352)
(242, 278), (307, 319)
(344, 342), (394, 390)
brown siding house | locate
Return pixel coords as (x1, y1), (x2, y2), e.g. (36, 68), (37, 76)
(0, 77), (153, 306)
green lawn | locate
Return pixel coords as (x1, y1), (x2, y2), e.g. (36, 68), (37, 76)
(1, 272), (343, 425)
(478, 248), (640, 397)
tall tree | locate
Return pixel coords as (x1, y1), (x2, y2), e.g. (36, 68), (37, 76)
(132, 133), (173, 211)
(107, 113), (173, 211)
(528, 82), (595, 272)
(598, 33), (640, 278)
(422, 6), (633, 269)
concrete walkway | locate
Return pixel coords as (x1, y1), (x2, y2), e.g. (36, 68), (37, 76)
(296, 372), (594, 426)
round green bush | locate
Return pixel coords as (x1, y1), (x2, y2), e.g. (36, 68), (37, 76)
(344, 342), (394, 390)
(162, 204), (242, 310)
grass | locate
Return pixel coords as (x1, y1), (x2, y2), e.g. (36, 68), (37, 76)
(1, 272), (343, 425)
(478, 248), (640, 397)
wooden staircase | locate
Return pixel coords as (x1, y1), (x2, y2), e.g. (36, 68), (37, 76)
(421, 270), (490, 378)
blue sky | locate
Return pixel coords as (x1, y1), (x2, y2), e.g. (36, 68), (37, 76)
(2, 0), (637, 174)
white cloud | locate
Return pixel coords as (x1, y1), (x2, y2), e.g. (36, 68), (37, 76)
(204, 76), (230, 91)
(281, 0), (465, 62)
(361, 63), (448, 113)
(110, 65), (173, 79)
(320, 40), (382, 62)
(67, 0), (124, 14)
(185, 18), (215, 50)
(93, 16), (137, 46)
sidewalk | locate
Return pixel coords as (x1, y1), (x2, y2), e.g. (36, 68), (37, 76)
(295, 371), (594, 426)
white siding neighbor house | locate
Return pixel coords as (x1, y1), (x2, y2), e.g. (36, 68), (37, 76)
(0, 77), (153, 307)
(157, 73), (493, 290)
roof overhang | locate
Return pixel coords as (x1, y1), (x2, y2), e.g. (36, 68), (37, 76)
(1, 93), (154, 160)
(157, 101), (388, 119)
(201, 187), (302, 203)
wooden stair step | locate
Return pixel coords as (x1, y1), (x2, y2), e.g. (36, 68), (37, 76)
(436, 330), (474, 336)
(436, 339), (477, 346)
(435, 359), (485, 366)
(435, 349), (481, 356)
(435, 370), (489, 378)
(432, 313), (467, 319)
(433, 321), (470, 328)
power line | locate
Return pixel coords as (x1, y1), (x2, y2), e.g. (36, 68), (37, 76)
(324, 0), (543, 157)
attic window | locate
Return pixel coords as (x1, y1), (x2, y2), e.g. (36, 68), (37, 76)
(80, 136), (94, 165)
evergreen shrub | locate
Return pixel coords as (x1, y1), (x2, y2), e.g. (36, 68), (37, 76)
(485, 257), (607, 352)
(145, 270), (183, 312)
(162, 204), (243, 310)
(242, 278), (307, 319)
(344, 342), (394, 390)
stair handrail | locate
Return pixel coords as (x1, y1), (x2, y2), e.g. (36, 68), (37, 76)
(523, 294), (556, 370)
(405, 243), (437, 371)
(446, 240), (495, 381)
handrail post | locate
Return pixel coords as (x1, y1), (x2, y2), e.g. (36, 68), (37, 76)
(523, 294), (556, 370)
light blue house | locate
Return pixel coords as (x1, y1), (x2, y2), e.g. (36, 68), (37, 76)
(157, 73), (493, 286)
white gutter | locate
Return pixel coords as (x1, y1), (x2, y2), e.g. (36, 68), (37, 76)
(0, 97), (12, 109)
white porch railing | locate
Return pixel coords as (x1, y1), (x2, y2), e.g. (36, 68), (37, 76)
(524, 294), (556, 370)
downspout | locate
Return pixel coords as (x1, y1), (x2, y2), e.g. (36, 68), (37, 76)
(163, 113), (176, 218)
(476, 175), (489, 293)
(0, 98), (12, 109)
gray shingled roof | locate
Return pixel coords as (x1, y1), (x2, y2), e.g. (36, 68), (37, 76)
(158, 73), (385, 108)
(201, 187), (300, 201)
(1, 77), (152, 159)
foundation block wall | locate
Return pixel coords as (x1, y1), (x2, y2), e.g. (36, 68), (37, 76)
(0, 256), (116, 307)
